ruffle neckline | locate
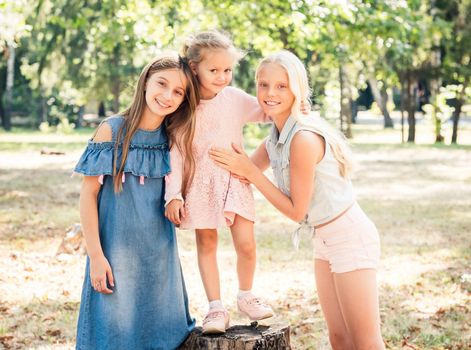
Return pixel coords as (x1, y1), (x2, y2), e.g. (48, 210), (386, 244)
(74, 141), (170, 179)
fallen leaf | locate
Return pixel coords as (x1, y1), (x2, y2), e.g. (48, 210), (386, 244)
(46, 329), (61, 337)
(407, 325), (421, 333)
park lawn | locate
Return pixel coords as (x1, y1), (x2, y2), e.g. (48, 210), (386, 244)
(0, 117), (470, 349)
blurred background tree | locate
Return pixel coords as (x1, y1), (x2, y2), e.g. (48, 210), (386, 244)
(1, 0), (470, 143)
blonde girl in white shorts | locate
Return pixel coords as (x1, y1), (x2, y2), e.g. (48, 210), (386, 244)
(210, 50), (385, 350)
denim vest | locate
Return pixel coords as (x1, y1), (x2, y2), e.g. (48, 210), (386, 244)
(265, 115), (355, 247)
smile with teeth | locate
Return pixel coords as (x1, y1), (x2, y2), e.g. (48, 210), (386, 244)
(265, 100), (280, 106)
(155, 98), (171, 108)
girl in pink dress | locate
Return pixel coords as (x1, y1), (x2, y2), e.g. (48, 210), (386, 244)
(164, 31), (274, 334)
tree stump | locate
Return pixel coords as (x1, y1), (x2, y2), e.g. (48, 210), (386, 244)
(56, 223), (86, 255)
(179, 322), (291, 350)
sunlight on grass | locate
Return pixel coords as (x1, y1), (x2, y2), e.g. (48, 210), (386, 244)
(0, 127), (93, 152)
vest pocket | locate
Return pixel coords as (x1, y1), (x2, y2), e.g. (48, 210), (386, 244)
(271, 158), (290, 192)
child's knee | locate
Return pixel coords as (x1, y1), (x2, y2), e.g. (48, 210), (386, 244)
(196, 233), (218, 253)
(329, 332), (354, 350)
(354, 337), (385, 350)
(236, 241), (256, 259)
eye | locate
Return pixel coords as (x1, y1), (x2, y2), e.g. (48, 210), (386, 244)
(157, 81), (165, 87)
(175, 90), (184, 97)
(258, 82), (267, 87)
(224, 68), (232, 73)
(278, 84), (287, 89)
(210, 69), (217, 73)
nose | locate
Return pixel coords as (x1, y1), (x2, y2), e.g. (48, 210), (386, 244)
(163, 88), (172, 101)
(216, 73), (225, 83)
(267, 85), (276, 96)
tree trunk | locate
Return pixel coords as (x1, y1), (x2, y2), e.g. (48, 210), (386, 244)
(3, 43), (15, 131)
(434, 116), (444, 143)
(367, 74), (394, 128)
(76, 105), (84, 129)
(111, 45), (121, 113)
(451, 100), (461, 144)
(98, 101), (106, 117)
(400, 75), (406, 143)
(112, 80), (120, 113)
(430, 40), (443, 143)
(380, 87), (394, 127)
(406, 72), (416, 143)
(339, 65), (352, 138)
(37, 83), (48, 128)
(39, 90), (48, 126)
(351, 99), (358, 124)
(452, 81), (468, 144)
(179, 323), (291, 350)
(41, 96), (48, 124)
(0, 90), (4, 128)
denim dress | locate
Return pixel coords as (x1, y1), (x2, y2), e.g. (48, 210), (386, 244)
(74, 116), (195, 350)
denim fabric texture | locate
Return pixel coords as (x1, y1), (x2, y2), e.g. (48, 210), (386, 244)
(74, 116), (195, 350)
(265, 115), (354, 228)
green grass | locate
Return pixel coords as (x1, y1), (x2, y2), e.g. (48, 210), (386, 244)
(0, 127), (94, 152)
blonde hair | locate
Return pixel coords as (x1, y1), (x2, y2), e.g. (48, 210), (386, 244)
(114, 52), (199, 194)
(182, 30), (244, 65)
(256, 50), (354, 178)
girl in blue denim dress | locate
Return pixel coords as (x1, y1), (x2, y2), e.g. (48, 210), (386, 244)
(73, 52), (199, 350)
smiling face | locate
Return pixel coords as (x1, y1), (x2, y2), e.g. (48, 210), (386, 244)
(191, 49), (234, 99)
(144, 68), (187, 119)
(256, 62), (295, 121)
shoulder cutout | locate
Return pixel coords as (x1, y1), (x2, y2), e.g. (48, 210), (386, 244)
(92, 122), (112, 142)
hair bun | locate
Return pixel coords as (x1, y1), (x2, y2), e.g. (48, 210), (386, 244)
(181, 36), (195, 57)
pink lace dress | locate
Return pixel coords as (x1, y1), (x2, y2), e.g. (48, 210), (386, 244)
(165, 86), (269, 229)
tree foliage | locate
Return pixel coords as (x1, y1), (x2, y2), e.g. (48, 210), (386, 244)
(1, 0), (470, 143)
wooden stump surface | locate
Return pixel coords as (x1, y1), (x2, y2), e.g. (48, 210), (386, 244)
(179, 322), (291, 350)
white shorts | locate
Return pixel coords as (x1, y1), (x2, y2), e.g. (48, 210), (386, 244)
(313, 202), (381, 273)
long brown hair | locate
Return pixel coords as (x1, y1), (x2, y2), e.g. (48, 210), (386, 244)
(113, 52), (199, 194)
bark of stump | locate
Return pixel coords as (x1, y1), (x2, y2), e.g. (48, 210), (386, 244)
(178, 323), (291, 350)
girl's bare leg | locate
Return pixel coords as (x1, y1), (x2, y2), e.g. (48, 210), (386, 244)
(195, 228), (221, 301)
(333, 268), (385, 350)
(230, 215), (256, 290)
(315, 259), (355, 350)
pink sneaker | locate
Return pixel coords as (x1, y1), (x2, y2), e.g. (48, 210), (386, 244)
(237, 294), (274, 321)
(202, 308), (230, 334)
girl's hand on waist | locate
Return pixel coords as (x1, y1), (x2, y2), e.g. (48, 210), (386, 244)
(89, 254), (114, 294)
(232, 173), (250, 184)
(165, 199), (185, 226)
(209, 143), (258, 181)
